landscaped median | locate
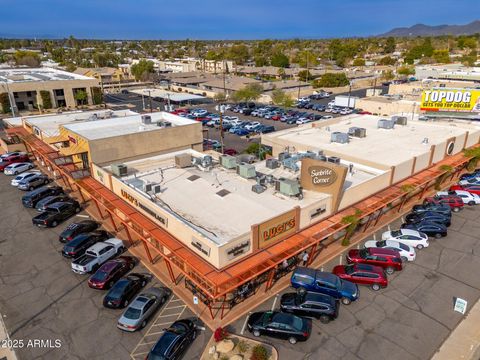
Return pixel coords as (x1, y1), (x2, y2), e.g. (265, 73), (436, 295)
(201, 327), (278, 360)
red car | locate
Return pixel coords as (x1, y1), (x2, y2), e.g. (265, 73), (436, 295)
(170, 109), (188, 115)
(346, 247), (403, 275)
(424, 194), (464, 212)
(88, 256), (136, 290)
(0, 154), (30, 171)
(358, 111), (372, 115)
(333, 263), (387, 291)
(223, 148), (238, 156)
(271, 115), (281, 121)
(450, 184), (480, 196)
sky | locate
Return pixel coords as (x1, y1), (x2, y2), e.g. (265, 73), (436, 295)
(0, 0), (479, 40)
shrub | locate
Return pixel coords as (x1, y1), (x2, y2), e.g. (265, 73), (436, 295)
(91, 87), (103, 105)
(0, 92), (11, 113)
(236, 340), (249, 354)
(250, 344), (269, 360)
(213, 327), (229, 342)
(313, 73), (349, 88)
(40, 90), (52, 109)
(220, 356), (229, 360)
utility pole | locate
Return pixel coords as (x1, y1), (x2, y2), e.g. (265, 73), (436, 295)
(219, 105), (225, 154)
(347, 79), (352, 109)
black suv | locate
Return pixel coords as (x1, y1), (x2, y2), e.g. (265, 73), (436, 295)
(405, 211), (451, 227)
(21, 186), (64, 208)
(280, 291), (339, 323)
(62, 230), (111, 258)
(146, 319), (197, 360)
(59, 220), (100, 243)
(411, 203), (452, 217)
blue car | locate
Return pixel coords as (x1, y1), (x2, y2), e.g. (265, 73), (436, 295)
(290, 267), (359, 305)
(459, 171), (480, 181)
(234, 128), (250, 136)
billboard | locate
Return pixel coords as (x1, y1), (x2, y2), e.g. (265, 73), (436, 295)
(420, 89), (480, 112)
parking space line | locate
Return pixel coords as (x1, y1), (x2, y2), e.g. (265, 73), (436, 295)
(240, 312), (251, 335)
(162, 305), (186, 310)
(271, 294), (279, 311)
(151, 321), (177, 327)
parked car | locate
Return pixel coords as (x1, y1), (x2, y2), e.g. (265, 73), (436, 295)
(424, 194), (464, 212)
(346, 248), (402, 275)
(459, 177), (480, 186)
(223, 148), (238, 156)
(290, 268), (359, 305)
(450, 184), (480, 196)
(21, 186), (64, 208)
(233, 128), (250, 136)
(59, 220), (100, 243)
(3, 162), (34, 175)
(35, 194), (72, 212)
(459, 171), (480, 181)
(0, 154), (29, 171)
(62, 230), (112, 259)
(256, 125), (275, 134)
(411, 203), (452, 217)
(103, 273), (149, 309)
(17, 173), (50, 191)
(280, 291), (338, 323)
(364, 239), (416, 262)
(245, 121), (261, 131)
(145, 319), (197, 360)
(32, 201), (81, 227)
(438, 190), (480, 205)
(0, 151), (25, 159)
(88, 256), (136, 289)
(405, 211), (451, 227)
(117, 287), (172, 332)
(382, 229), (429, 249)
(71, 238), (126, 274)
(247, 311), (311, 344)
(401, 221), (447, 238)
(333, 264), (388, 290)
(10, 171), (41, 187)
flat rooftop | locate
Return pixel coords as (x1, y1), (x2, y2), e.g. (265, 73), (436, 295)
(63, 111), (198, 141)
(0, 67), (94, 83)
(106, 150), (330, 246)
(130, 89), (207, 102)
(262, 115), (474, 167)
(15, 109), (138, 137)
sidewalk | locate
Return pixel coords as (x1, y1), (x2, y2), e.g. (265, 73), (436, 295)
(0, 314), (18, 360)
(431, 298), (480, 360)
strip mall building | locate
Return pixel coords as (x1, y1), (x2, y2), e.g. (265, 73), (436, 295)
(2, 108), (479, 319)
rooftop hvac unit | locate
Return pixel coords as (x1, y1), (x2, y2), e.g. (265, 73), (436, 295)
(153, 184), (161, 194)
(156, 121), (164, 127)
(175, 154), (192, 168)
(266, 158), (280, 169)
(327, 156), (341, 164)
(275, 177), (301, 197)
(163, 121), (172, 127)
(111, 164), (128, 177)
(236, 163), (256, 179)
(236, 154), (256, 164)
(348, 127), (367, 138)
(220, 155), (237, 169)
(144, 183), (153, 192)
(331, 132), (349, 144)
(141, 115), (152, 125)
(392, 116), (407, 126)
(378, 119), (395, 129)
(252, 184), (266, 194)
(283, 157), (300, 172)
(304, 151), (317, 159)
(278, 152), (291, 162)
(317, 155), (328, 161)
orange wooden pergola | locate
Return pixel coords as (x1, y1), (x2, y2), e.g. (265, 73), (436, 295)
(7, 126), (477, 319)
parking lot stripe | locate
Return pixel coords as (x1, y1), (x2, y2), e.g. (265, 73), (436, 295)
(240, 312), (251, 335)
(271, 294), (279, 311)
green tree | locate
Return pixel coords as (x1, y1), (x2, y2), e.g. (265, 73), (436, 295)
(271, 88), (286, 107)
(295, 50), (318, 68)
(131, 59), (155, 81)
(74, 90), (88, 105)
(313, 73), (349, 88)
(270, 52), (289, 68)
(227, 44), (249, 65)
(382, 70), (395, 81)
(462, 50), (477, 66)
(378, 56), (396, 65)
(277, 67), (286, 79)
(39, 90), (52, 109)
(232, 83), (263, 103)
(244, 143), (272, 160)
(0, 93), (11, 114)
(91, 87), (103, 105)
(213, 92), (227, 102)
(352, 58), (366, 66)
(397, 65), (415, 76)
(14, 50), (40, 67)
(340, 209), (362, 246)
(464, 147), (480, 171)
(384, 37), (396, 53)
(432, 49), (450, 64)
(254, 56), (268, 67)
(297, 69), (313, 82)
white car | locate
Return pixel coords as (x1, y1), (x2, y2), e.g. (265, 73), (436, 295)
(322, 115), (333, 119)
(296, 118), (311, 125)
(3, 162), (34, 175)
(364, 239), (416, 262)
(245, 122), (261, 131)
(0, 151), (25, 159)
(437, 190), (480, 205)
(459, 177), (480, 186)
(10, 171), (41, 186)
(382, 229), (429, 250)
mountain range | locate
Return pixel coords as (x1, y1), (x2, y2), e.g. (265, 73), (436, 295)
(381, 20), (480, 37)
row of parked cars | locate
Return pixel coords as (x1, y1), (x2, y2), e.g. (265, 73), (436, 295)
(245, 170), (480, 345)
(0, 151), (197, 360)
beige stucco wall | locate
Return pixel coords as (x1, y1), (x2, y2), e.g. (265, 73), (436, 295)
(414, 152), (431, 173)
(392, 159), (415, 183)
(466, 130), (480, 147)
(298, 197), (332, 229)
(431, 141), (447, 164)
(355, 98), (419, 116)
(339, 171), (391, 210)
(78, 122), (203, 165)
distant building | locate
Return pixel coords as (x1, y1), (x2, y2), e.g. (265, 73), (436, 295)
(0, 67), (99, 113)
(415, 64), (480, 81)
(74, 67), (125, 83)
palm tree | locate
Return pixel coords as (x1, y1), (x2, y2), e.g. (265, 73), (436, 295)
(435, 164), (454, 190)
(464, 147), (480, 171)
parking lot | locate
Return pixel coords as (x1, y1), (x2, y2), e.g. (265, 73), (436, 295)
(0, 169), (210, 360)
(230, 204), (480, 360)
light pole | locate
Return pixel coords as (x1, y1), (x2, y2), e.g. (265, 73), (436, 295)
(347, 79), (352, 109)
(219, 105), (225, 154)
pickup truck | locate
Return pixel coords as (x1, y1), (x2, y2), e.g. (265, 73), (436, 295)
(32, 201), (81, 227)
(71, 238), (126, 275)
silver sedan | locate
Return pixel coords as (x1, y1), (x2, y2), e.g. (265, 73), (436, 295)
(117, 286), (171, 332)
